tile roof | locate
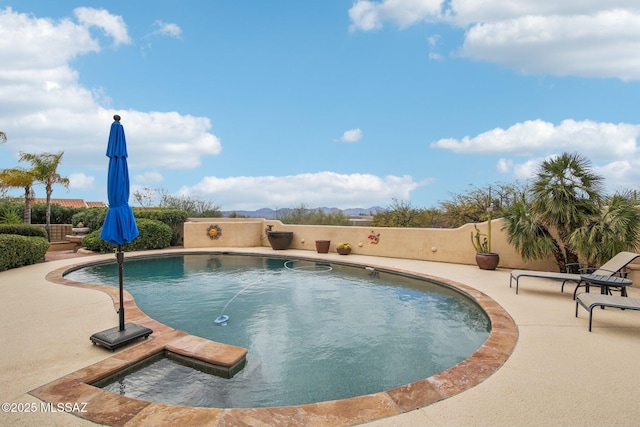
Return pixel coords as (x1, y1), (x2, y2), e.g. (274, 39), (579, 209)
(86, 201), (107, 208)
(32, 198), (107, 208)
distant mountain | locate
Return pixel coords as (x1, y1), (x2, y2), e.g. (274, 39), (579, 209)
(222, 206), (385, 219)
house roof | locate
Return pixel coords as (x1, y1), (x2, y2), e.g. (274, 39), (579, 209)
(32, 198), (107, 208)
(86, 201), (107, 208)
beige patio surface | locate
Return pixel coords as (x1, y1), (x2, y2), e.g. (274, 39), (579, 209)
(1, 247), (639, 426)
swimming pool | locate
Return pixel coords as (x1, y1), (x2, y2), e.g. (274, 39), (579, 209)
(66, 254), (490, 408)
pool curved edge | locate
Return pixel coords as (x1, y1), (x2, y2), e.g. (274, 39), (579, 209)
(33, 251), (518, 427)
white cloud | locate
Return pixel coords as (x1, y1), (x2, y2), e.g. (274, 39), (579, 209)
(73, 7), (131, 46)
(435, 119), (640, 192)
(595, 160), (633, 180)
(427, 34), (439, 47)
(181, 172), (423, 210)
(349, 1), (640, 80)
(338, 128), (363, 143)
(120, 111), (222, 169)
(349, 0), (444, 32)
(133, 171), (164, 184)
(152, 20), (182, 39)
(513, 159), (541, 180)
(431, 119), (640, 160)
(446, 1), (640, 27)
(349, 1), (381, 31)
(496, 158), (512, 174)
(594, 159), (640, 190)
(0, 7), (98, 73)
(68, 172), (95, 190)
(459, 9), (640, 80)
(497, 157), (544, 180)
(0, 7), (221, 171)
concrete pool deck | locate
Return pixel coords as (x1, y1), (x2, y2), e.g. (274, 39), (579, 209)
(1, 247), (639, 426)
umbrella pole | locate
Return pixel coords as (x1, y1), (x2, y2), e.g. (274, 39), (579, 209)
(88, 243), (152, 350)
(117, 244), (125, 331)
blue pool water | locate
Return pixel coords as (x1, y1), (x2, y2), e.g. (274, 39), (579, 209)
(67, 254), (490, 407)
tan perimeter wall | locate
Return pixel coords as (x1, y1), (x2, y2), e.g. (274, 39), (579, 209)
(184, 218), (560, 271)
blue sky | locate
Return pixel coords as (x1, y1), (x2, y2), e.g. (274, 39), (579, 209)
(1, 1), (640, 211)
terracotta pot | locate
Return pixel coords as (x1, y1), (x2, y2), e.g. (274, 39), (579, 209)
(315, 240), (330, 253)
(337, 247), (351, 255)
(475, 253), (499, 270)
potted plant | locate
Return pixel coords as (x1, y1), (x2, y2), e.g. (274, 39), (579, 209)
(471, 217), (499, 270)
(336, 242), (351, 255)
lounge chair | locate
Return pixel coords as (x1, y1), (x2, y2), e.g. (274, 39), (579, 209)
(509, 251), (640, 296)
(575, 293), (640, 331)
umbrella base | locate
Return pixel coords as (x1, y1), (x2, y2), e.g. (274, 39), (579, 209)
(90, 323), (153, 351)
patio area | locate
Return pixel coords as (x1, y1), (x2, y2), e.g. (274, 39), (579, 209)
(1, 247), (639, 426)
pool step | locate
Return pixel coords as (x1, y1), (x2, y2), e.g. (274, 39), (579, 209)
(165, 335), (247, 378)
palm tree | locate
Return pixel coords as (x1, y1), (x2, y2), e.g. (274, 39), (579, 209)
(501, 191), (566, 266)
(19, 152), (69, 240)
(502, 152), (604, 272)
(0, 167), (36, 223)
(0, 131), (6, 143)
(570, 191), (640, 265)
(531, 152), (603, 268)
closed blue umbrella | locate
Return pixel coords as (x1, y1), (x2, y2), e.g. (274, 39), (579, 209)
(100, 115), (138, 245)
(90, 115), (151, 349)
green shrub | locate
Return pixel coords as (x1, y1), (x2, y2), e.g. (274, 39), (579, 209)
(82, 230), (112, 253)
(130, 218), (172, 250)
(31, 203), (82, 225)
(0, 202), (22, 224)
(73, 207), (185, 245)
(0, 224), (48, 238)
(0, 235), (49, 271)
(83, 218), (172, 253)
(71, 207), (108, 231)
(133, 208), (187, 245)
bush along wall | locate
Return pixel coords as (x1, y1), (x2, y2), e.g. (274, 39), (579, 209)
(132, 208), (187, 246)
(0, 224), (49, 239)
(73, 208), (186, 245)
(0, 235), (49, 271)
(31, 203), (83, 225)
(71, 207), (108, 231)
(83, 218), (172, 253)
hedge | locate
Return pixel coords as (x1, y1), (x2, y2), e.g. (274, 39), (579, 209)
(83, 218), (172, 253)
(72, 208), (186, 246)
(132, 208), (187, 246)
(31, 203), (83, 225)
(0, 224), (48, 238)
(71, 207), (108, 231)
(0, 235), (49, 271)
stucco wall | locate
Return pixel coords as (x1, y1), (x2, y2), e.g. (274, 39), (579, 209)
(184, 218), (264, 248)
(183, 218), (558, 271)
